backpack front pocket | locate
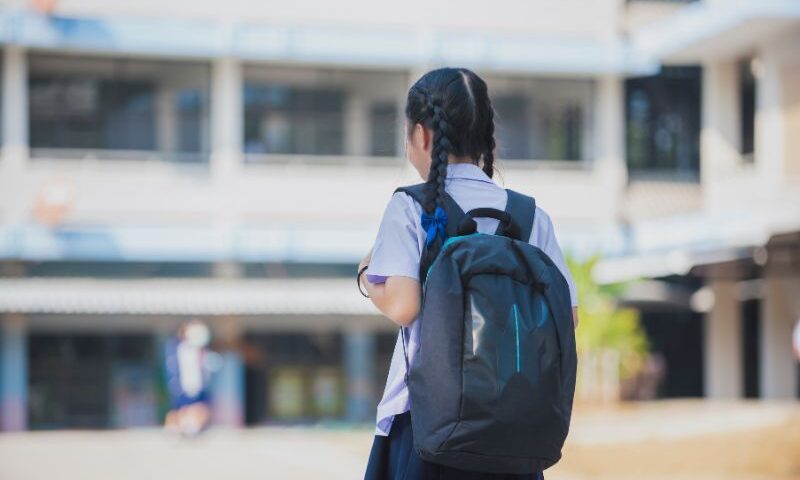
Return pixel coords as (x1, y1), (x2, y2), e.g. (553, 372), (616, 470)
(443, 273), (563, 459)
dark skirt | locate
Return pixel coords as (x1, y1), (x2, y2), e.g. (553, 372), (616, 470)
(364, 412), (544, 480)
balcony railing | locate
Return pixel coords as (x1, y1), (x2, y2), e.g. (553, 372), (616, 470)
(30, 148), (209, 165)
(244, 153), (592, 170)
(23, 148), (596, 173)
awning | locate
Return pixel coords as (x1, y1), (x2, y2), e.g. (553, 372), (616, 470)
(594, 245), (756, 285)
(631, 0), (800, 63)
(0, 278), (379, 316)
(593, 198), (800, 284)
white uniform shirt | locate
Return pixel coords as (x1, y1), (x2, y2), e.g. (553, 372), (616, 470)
(365, 162), (578, 436)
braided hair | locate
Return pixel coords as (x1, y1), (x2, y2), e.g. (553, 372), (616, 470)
(405, 67), (497, 217)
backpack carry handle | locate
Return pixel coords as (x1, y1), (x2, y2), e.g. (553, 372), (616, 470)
(457, 207), (522, 240)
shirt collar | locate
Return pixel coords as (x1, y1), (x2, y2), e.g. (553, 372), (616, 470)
(445, 162), (494, 184)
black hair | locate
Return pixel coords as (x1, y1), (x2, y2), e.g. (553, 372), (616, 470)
(405, 67), (497, 216)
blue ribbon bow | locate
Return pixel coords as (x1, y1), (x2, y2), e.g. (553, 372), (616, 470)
(421, 206), (448, 246)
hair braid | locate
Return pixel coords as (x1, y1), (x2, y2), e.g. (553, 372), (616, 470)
(482, 100), (496, 179)
(405, 68), (496, 216)
(421, 91), (452, 216)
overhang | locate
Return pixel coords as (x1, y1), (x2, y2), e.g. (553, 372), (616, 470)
(0, 277), (378, 316)
(631, 0), (800, 63)
(0, 10), (656, 75)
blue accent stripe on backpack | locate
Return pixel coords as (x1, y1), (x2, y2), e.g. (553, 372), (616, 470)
(513, 303), (521, 372)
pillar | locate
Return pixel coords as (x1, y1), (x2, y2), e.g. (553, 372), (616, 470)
(211, 317), (245, 427)
(210, 57), (243, 177)
(0, 314), (28, 431)
(344, 328), (375, 422)
(754, 45), (785, 197)
(700, 61), (741, 188)
(593, 75), (626, 224)
(760, 275), (800, 399)
(155, 84), (178, 158)
(344, 94), (369, 157)
(395, 88), (408, 157)
(704, 280), (743, 398)
(210, 57), (243, 232)
(2, 46), (28, 167)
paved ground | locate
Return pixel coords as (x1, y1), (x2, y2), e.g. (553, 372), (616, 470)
(0, 400), (798, 480)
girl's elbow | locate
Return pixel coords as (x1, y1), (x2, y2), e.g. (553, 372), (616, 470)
(387, 302), (419, 327)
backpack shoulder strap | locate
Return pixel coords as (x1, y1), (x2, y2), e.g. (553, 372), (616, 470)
(501, 189), (536, 243)
(392, 183), (468, 385)
(393, 183), (466, 283)
(394, 183), (466, 237)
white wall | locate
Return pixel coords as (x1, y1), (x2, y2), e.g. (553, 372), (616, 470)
(54, 0), (622, 40)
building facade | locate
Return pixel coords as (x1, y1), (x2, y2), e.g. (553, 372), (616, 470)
(0, 0), (798, 430)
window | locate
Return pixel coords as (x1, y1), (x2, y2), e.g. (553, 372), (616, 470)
(625, 66), (701, 178)
(28, 334), (156, 429)
(490, 78), (593, 162)
(243, 66), (409, 162)
(493, 95), (529, 159)
(244, 85), (345, 156)
(369, 102), (398, 157)
(739, 58), (756, 159)
(243, 333), (344, 423)
(30, 77), (155, 150)
(28, 55), (211, 162)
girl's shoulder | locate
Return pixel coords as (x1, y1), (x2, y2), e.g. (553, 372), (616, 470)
(530, 203), (559, 248)
(387, 188), (558, 236)
(388, 190), (424, 217)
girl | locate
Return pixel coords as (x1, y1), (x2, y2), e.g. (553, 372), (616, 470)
(358, 67), (579, 480)
(163, 319), (215, 437)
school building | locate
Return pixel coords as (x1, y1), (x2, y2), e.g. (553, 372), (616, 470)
(0, 0), (798, 431)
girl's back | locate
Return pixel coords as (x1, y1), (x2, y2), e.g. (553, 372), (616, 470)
(359, 67), (578, 480)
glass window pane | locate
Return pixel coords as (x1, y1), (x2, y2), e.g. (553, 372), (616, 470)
(489, 77), (592, 162)
(28, 54), (210, 163)
(244, 85), (345, 155)
(493, 95), (529, 159)
(625, 66), (701, 177)
(369, 103), (397, 157)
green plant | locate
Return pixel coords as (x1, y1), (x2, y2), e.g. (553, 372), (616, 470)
(567, 254), (649, 380)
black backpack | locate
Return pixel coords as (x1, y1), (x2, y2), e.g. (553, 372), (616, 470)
(394, 183), (577, 475)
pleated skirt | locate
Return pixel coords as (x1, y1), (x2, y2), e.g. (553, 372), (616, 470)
(363, 411), (545, 480)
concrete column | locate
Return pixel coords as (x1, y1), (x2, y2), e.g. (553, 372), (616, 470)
(344, 328), (375, 422)
(2, 46), (28, 167)
(396, 87), (408, 157)
(593, 75), (626, 224)
(211, 317), (245, 427)
(704, 280), (743, 398)
(760, 275), (800, 399)
(0, 314), (28, 431)
(156, 85), (178, 157)
(210, 57), (243, 233)
(344, 94), (369, 157)
(784, 62), (800, 178)
(210, 57), (243, 177)
(754, 45), (785, 196)
(701, 61), (741, 188)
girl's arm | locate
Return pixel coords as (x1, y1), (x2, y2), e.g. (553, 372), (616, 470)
(359, 251), (420, 327)
(359, 246), (578, 329)
(360, 257), (577, 329)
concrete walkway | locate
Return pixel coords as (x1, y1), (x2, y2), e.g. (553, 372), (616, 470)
(0, 400), (798, 480)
